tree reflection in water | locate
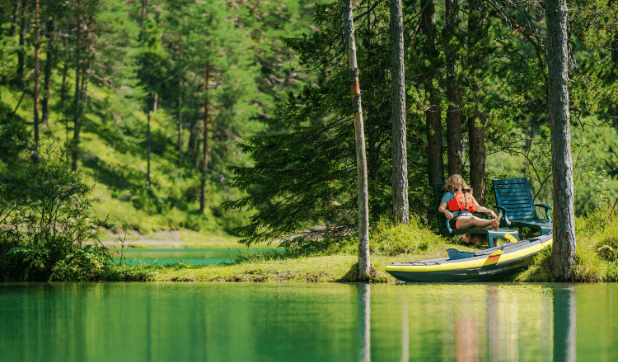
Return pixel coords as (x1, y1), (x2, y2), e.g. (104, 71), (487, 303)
(553, 286), (576, 362)
(391, 284), (577, 361)
(359, 284), (371, 362)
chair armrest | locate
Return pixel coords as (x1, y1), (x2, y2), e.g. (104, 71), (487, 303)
(496, 206), (512, 226)
(535, 204), (552, 221)
(436, 212), (454, 234)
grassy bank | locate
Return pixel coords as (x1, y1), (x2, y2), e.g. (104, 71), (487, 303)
(108, 210), (618, 284)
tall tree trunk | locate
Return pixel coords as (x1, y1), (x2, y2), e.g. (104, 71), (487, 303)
(612, 9), (618, 127)
(9, 0), (18, 36)
(60, 46), (69, 110)
(421, 0), (444, 187)
(0, 4), (4, 37)
(468, 116), (486, 204)
(177, 34), (183, 170)
(42, 18), (54, 128)
(178, 93), (183, 168)
(200, 63), (210, 215)
(16, 0), (26, 86)
(343, 0), (370, 281)
(146, 105), (151, 190)
(33, 0), (40, 159)
(72, 6), (82, 172)
(365, 17), (377, 184)
(468, 0), (487, 205)
(445, 0), (462, 176)
(390, 0), (409, 224)
(546, 0), (576, 280)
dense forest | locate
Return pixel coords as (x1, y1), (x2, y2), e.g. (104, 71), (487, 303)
(1, 0), (618, 244)
(0, 0), (323, 235)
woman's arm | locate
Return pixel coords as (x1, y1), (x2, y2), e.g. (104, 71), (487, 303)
(476, 205), (497, 218)
(438, 201), (454, 220)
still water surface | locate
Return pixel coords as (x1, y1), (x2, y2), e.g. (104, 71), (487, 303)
(111, 248), (282, 266)
(0, 283), (616, 361)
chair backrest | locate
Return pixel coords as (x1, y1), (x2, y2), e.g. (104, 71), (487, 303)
(492, 178), (537, 220)
(434, 183), (450, 234)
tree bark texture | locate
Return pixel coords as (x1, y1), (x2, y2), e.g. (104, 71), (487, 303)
(421, 0), (444, 186)
(200, 63), (211, 215)
(468, 116), (486, 204)
(146, 108), (151, 190)
(33, 0), (40, 157)
(177, 35), (183, 170)
(445, 0), (462, 176)
(343, 0), (371, 281)
(468, 0), (487, 206)
(17, 0), (26, 86)
(9, 0), (18, 36)
(546, 0), (576, 280)
(42, 18), (54, 127)
(72, 6), (82, 172)
(390, 0), (409, 224)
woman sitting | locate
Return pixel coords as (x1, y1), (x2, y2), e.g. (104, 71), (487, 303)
(438, 174), (501, 244)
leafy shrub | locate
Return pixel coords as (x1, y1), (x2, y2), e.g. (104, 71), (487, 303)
(368, 217), (443, 256)
(0, 146), (112, 281)
(596, 236), (618, 262)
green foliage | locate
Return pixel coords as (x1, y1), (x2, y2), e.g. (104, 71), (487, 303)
(367, 217), (443, 256)
(0, 146), (112, 281)
(518, 204), (618, 282)
(0, 102), (28, 164)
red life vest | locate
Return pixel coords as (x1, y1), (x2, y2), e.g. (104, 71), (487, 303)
(447, 190), (476, 212)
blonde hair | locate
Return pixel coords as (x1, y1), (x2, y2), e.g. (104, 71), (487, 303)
(444, 174), (473, 193)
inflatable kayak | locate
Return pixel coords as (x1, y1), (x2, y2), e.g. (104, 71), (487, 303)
(386, 233), (552, 282)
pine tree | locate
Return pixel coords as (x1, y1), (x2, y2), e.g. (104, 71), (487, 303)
(546, 0), (576, 279)
(390, 0), (408, 224)
(343, 0), (370, 281)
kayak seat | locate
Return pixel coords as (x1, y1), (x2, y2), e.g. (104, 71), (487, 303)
(446, 248), (475, 260)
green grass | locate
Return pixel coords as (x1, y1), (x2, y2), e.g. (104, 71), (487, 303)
(517, 205), (618, 282)
(101, 209), (618, 284)
(104, 218), (477, 283)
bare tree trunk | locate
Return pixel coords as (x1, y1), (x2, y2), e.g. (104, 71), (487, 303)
(343, 0), (370, 281)
(445, 0), (462, 176)
(178, 95), (183, 167)
(390, 0), (408, 224)
(421, 0), (444, 186)
(468, 0), (487, 206)
(9, 0), (18, 36)
(468, 116), (486, 204)
(16, 0), (26, 86)
(72, 5), (82, 172)
(177, 35), (183, 170)
(33, 0), (40, 159)
(146, 104), (151, 191)
(200, 63), (210, 215)
(546, 0), (576, 280)
(42, 17), (54, 128)
(365, 17), (377, 184)
(612, 4), (618, 127)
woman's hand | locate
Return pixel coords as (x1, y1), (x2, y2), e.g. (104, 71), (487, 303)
(444, 210), (454, 220)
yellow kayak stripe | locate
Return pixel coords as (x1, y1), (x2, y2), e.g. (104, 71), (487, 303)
(386, 238), (553, 273)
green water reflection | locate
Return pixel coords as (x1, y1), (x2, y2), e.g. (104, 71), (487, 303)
(111, 248), (283, 266)
(0, 283), (617, 361)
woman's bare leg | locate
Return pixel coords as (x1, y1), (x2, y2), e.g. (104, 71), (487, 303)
(455, 216), (499, 230)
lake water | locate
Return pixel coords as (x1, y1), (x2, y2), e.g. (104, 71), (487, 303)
(111, 248), (284, 266)
(0, 282), (616, 361)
